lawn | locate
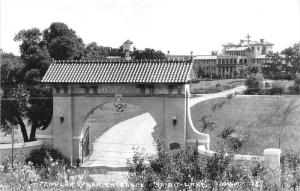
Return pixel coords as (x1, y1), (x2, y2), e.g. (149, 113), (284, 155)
(190, 79), (245, 94)
(191, 95), (300, 155)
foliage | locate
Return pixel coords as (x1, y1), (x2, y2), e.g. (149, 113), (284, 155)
(83, 42), (106, 60)
(281, 150), (300, 190)
(202, 145), (234, 190)
(1, 52), (30, 140)
(43, 22), (85, 60)
(269, 82), (285, 95)
(262, 43), (300, 79)
(263, 97), (298, 148)
(132, 48), (165, 60)
(244, 73), (264, 94)
(219, 126), (236, 139)
(1, 22), (86, 142)
(281, 42), (300, 74)
(13, 28), (53, 141)
(0, 154), (97, 191)
(26, 147), (70, 168)
(210, 50), (219, 56)
(262, 51), (294, 80)
(128, 140), (291, 191)
(199, 115), (216, 132)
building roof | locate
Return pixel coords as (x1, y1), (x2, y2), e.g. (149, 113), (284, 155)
(42, 60), (195, 84)
(226, 47), (250, 51)
(249, 41), (274, 46)
(194, 55), (217, 60)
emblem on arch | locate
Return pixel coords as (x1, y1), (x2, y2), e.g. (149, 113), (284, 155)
(114, 94), (126, 112)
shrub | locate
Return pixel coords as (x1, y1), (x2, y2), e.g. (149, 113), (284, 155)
(280, 150), (300, 190)
(288, 85), (300, 94)
(244, 73), (264, 94)
(219, 126), (236, 139)
(26, 147), (70, 168)
(268, 82), (285, 95)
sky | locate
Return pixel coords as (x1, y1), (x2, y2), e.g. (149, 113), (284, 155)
(1, 0), (300, 56)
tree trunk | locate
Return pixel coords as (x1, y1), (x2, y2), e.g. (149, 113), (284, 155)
(16, 115), (29, 142)
(29, 123), (38, 141)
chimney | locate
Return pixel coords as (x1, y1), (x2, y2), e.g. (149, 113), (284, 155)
(167, 50), (170, 55)
(260, 39), (264, 43)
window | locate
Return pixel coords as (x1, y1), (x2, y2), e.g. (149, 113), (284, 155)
(168, 86), (172, 94)
(92, 86), (97, 94)
(84, 87), (89, 94)
(140, 86), (145, 94)
(262, 47), (266, 54)
(55, 87), (60, 94)
(63, 87), (68, 94)
(177, 86), (181, 94)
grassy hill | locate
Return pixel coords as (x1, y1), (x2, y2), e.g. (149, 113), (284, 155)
(191, 95), (300, 155)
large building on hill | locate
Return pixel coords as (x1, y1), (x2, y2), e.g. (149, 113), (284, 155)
(194, 35), (274, 78)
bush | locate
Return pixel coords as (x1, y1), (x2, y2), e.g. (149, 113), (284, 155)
(26, 147), (70, 168)
(288, 85), (300, 94)
(244, 73), (264, 94)
(269, 83), (285, 95)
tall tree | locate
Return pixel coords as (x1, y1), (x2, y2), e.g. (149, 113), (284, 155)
(132, 48), (165, 60)
(1, 53), (29, 141)
(281, 42), (300, 73)
(13, 28), (53, 141)
(264, 97), (298, 148)
(83, 42), (106, 59)
(262, 51), (293, 79)
(43, 22), (85, 60)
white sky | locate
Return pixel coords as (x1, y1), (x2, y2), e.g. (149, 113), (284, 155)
(1, 0), (300, 55)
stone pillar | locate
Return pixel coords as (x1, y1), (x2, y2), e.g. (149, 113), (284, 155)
(52, 93), (73, 161)
(263, 148), (281, 187)
(264, 148), (281, 169)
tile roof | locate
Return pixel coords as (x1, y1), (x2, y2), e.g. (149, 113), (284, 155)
(42, 60), (195, 84)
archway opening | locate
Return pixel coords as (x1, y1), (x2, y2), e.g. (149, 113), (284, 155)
(79, 102), (157, 167)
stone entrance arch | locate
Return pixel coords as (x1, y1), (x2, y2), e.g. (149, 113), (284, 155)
(79, 102), (157, 167)
(38, 59), (210, 166)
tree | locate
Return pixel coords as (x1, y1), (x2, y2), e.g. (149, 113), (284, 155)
(83, 42), (106, 59)
(1, 52), (30, 141)
(43, 22), (85, 60)
(281, 42), (300, 73)
(10, 22), (86, 141)
(210, 50), (219, 56)
(262, 51), (293, 80)
(132, 48), (165, 60)
(264, 97), (298, 148)
(13, 28), (53, 141)
(244, 73), (264, 94)
(203, 145), (234, 191)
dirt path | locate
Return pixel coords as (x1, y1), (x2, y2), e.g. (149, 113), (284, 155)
(189, 85), (246, 107)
